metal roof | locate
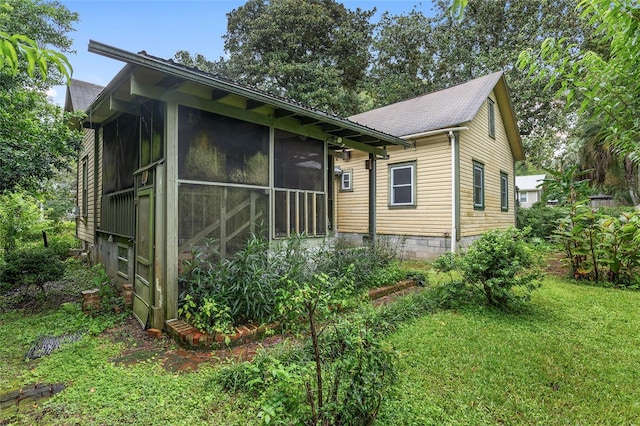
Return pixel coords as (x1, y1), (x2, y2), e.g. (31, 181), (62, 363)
(85, 41), (410, 155)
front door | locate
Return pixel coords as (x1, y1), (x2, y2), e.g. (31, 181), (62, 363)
(133, 188), (154, 327)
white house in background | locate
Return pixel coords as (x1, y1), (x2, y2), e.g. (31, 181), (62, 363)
(515, 174), (545, 208)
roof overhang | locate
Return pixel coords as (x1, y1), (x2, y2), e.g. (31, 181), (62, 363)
(84, 41), (410, 157)
(494, 75), (525, 161)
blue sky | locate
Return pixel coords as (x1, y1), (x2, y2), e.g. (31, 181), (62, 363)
(52, 0), (437, 106)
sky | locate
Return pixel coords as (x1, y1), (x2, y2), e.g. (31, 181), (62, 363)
(51, 0), (438, 106)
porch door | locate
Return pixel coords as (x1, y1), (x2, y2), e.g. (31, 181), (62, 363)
(133, 188), (154, 327)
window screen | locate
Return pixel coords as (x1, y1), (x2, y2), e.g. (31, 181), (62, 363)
(102, 113), (139, 194)
(178, 106), (269, 185)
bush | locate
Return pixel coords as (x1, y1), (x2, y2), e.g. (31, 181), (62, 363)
(178, 233), (406, 331)
(516, 202), (567, 239)
(0, 247), (65, 296)
(459, 228), (543, 309)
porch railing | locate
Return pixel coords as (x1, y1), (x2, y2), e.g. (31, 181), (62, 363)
(100, 188), (135, 238)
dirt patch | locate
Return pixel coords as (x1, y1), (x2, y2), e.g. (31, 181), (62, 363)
(102, 284), (423, 372)
(546, 253), (569, 277)
(103, 316), (288, 372)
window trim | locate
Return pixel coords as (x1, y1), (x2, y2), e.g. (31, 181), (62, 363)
(500, 171), (509, 212)
(473, 161), (485, 210)
(340, 169), (353, 192)
(488, 98), (495, 139)
(389, 162), (416, 208)
(519, 191), (529, 204)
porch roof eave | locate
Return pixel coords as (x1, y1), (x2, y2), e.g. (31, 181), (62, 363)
(84, 40), (410, 157)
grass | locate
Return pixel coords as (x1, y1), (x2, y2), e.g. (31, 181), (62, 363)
(2, 258), (640, 425)
(376, 277), (640, 425)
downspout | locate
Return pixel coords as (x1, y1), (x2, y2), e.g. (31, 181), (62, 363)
(401, 128), (467, 253)
(448, 131), (457, 253)
(368, 153), (376, 248)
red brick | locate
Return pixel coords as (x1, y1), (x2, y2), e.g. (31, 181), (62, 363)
(147, 328), (162, 339)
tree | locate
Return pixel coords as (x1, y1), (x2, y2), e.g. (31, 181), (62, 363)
(370, 0), (598, 171)
(0, 82), (82, 192)
(0, 1), (76, 83)
(177, 0), (376, 116)
(0, 0), (80, 193)
(518, 0), (640, 169)
(366, 9), (434, 107)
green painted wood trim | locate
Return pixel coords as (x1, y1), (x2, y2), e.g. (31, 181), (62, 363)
(164, 102), (179, 321)
(88, 40), (409, 151)
(152, 163), (165, 329)
(129, 76), (389, 158)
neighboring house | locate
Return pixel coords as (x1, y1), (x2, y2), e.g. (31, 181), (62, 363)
(66, 41), (411, 330)
(515, 174), (545, 208)
(65, 79), (105, 257)
(335, 71), (525, 259)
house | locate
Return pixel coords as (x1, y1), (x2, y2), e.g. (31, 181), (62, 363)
(515, 174), (545, 208)
(65, 79), (105, 254)
(66, 41), (411, 330)
(335, 71), (525, 259)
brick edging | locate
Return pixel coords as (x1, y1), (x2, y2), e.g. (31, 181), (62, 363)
(167, 279), (416, 349)
(368, 279), (415, 300)
(165, 319), (276, 350)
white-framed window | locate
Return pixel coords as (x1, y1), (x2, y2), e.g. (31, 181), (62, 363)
(488, 98), (495, 138)
(389, 162), (416, 207)
(340, 170), (353, 191)
(519, 192), (529, 204)
(500, 172), (509, 211)
(473, 161), (484, 210)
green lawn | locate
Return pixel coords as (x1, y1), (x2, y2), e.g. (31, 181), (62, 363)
(2, 276), (640, 425)
(377, 278), (640, 425)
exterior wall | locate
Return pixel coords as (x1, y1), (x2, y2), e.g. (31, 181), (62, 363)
(95, 234), (134, 287)
(336, 133), (453, 238)
(338, 232), (481, 260)
(518, 189), (541, 208)
(76, 127), (103, 262)
(76, 128), (95, 247)
(335, 92), (518, 259)
(458, 91), (516, 237)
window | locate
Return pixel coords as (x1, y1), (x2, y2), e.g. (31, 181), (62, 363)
(81, 156), (88, 217)
(500, 172), (509, 211)
(473, 162), (484, 210)
(389, 162), (416, 207)
(488, 98), (495, 138)
(519, 192), (528, 204)
(273, 129), (326, 237)
(340, 170), (352, 191)
(117, 244), (129, 279)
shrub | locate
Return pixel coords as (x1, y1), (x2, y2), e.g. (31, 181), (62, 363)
(516, 202), (567, 239)
(0, 247), (65, 296)
(459, 228), (543, 308)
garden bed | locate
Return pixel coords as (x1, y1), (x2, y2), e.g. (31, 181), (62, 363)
(167, 278), (419, 350)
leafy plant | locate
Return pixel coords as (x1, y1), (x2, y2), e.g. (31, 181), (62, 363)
(458, 227), (543, 308)
(516, 202), (568, 240)
(0, 246), (64, 296)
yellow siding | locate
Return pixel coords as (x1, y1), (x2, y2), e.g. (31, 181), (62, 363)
(336, 134), (453, 237)
(336, 92), (517, 239)
(458, 92), (516, 237)
(77, 128), (95, 244)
